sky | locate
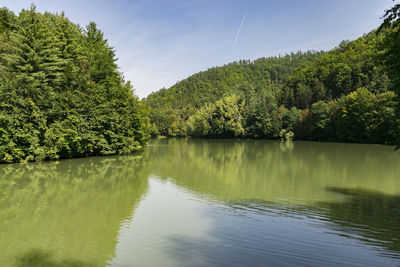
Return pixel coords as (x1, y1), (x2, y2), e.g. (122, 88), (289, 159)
(2, 0), (395, 98)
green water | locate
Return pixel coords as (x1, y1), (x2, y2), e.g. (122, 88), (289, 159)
(1, 139), (400, 266)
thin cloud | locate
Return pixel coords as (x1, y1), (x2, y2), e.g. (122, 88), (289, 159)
(232, 13), (246, 50)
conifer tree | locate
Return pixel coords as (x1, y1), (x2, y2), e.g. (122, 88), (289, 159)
(0, 7), (150, 162)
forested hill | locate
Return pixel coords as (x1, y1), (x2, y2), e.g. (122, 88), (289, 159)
(144, 27), (399, 145)
(0, 6), (150, 163)
(145, 51), (322, 115)
(144, 51), (323, 134)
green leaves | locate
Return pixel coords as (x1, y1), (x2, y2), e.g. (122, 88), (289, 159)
(187, 94), (245, 138)
(144, 18), (397, 146)
(145, 51), (322, 136)
(0, 7), (150, 163)
(379, 1), (400, 30)
(335, 88), (397, 143)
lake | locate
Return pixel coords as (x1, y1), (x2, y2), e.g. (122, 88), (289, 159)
(1, 138), (400, 266)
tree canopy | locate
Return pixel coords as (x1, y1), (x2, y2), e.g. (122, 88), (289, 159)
(145, 24), (398, 145)
(0, 6), (150, 163)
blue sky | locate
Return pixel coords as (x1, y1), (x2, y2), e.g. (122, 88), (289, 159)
(3, 0), (395, 98)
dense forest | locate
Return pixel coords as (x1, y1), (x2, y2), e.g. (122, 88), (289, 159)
(145, 2), (400, 146)
(0, 6), (150, 163)
(0, 3), (399, 163)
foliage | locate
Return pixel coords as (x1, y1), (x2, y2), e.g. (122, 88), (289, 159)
(279, 129), (294, 142)
(145, 52), (322, 136)
(187, 94), (244, 137)
(0, 7), (150, 162)
(145, 18), (398, 145)
(335, 88), (397, 143)
(280, 32), (390, 109)
(379, 0), (400, 146)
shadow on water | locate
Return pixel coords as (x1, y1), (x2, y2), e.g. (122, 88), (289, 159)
(143, 138), (400, 264)
(321, 187), (400, 255)
(223, 188), (400, 261)
(16, 249), (94, 267)
(0, 154), (150, 267)
(161, 189), (400, 267)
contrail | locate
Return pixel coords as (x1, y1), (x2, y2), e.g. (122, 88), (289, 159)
(232, 13), (246, 50)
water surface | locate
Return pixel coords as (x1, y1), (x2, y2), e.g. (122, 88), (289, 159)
(1, 139), (400, 266)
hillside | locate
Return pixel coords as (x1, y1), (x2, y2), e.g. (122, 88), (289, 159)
(145, 29), (399, 144)
(145, 51), (323, 135)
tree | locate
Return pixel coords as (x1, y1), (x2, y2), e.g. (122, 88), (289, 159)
(309, 101), (331, 140)
(211, 94), (245, 137)
(334, 88), (397, 144)
(0, 7), (150, 162)
(379, 0), (400, 146)
(187, 103), (214, 137)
